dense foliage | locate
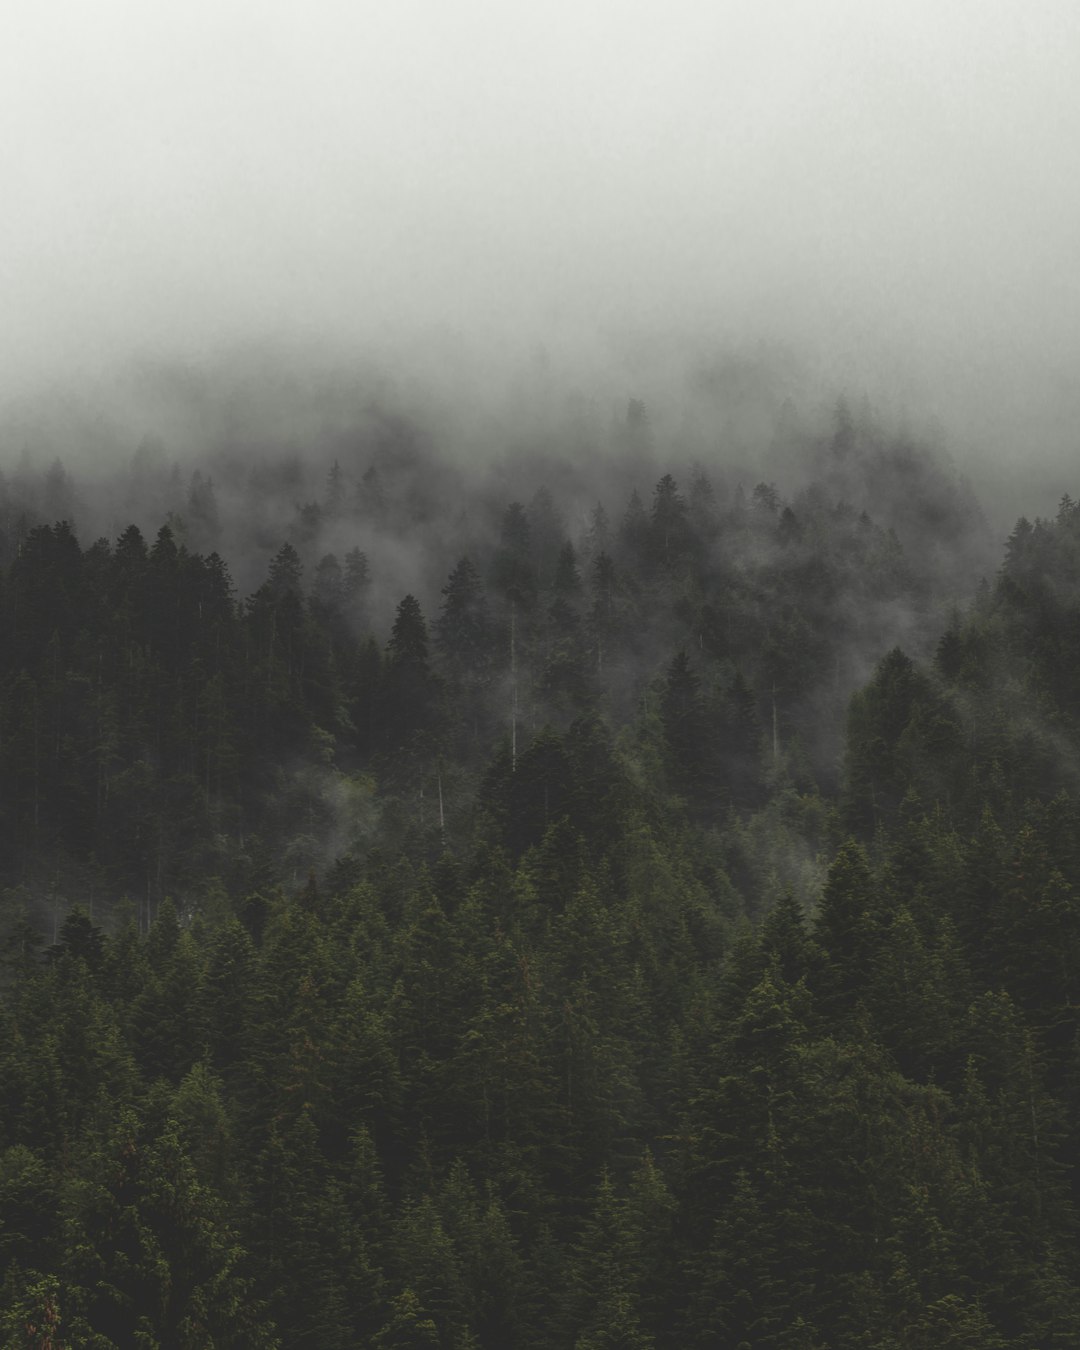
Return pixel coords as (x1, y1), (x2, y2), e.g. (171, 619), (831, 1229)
(2, 407), (1078, 1347)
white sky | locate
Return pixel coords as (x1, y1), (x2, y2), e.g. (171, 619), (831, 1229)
(2, 0), (1079, 461)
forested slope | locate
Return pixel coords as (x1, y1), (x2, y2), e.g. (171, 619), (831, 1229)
(2, 405), (1078, 1348)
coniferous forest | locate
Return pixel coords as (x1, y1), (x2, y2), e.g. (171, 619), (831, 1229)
(3, 385), (1080, 1348)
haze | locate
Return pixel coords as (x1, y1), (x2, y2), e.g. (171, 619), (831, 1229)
(3, 0), (1079, 496)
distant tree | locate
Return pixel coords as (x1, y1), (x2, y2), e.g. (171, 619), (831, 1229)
(358, 465), (387, 524)
(246, 542), (310, 745)
(264, 541), (303, 600)
(777, 505), (802, 543)
(325, 459), (347, 515)
(618, 490), (650, 574)
(660, 651), (721, 817)
(292, 500), (324, 549)
(813, 840), (878, 1017)
(492, 503), (536, 610)
(313, 552), (345, 614)
(588, 552), (620, 673)
(187, 470), (221, 550)
(551, 542), (583, 621)
(43, 458), (77, 522)
(751, 482), (780, 521)
(583, 502), (612, 563)
(528, 486), (565, 586)
(438, 557), (494, 745)
(437, 557), (491, 672)
(688, 466), (718, 544)
(651, 474), (688, 570)
(343, 546), (372, 630)
(842, 647), (932, 832)
(625, 398), (653, 456)
(724, 670), (764, 810)
(382, 595), (441, 751)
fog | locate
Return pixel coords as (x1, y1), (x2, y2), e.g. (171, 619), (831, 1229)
(3, 0), (1079, 514)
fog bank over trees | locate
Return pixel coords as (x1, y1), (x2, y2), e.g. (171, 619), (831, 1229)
(3, 0), (1079, 511)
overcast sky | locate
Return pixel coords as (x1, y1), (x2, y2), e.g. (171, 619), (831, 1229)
(2, 0), (1079, 469)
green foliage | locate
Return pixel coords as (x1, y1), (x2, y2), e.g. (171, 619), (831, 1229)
(6, 464), (1080, 1347)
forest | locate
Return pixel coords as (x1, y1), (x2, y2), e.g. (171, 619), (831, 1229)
(2, 384), (1079, 1349)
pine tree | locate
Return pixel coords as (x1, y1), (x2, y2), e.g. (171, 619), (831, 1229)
(492, 503), (536, 610)
(660, 651), (720, 816)
(383, 594), (441, 754)
(437, 557), (493, 677)
(813, 840), (878, 1016)
(650, 474), (688, 571)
